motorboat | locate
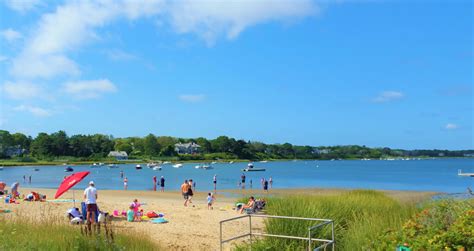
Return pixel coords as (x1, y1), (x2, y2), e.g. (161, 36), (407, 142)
(162, 161), (171, 165)
(260, 160), (268, 163)
(98, 163), (105, 166)
(32, 168), (40, 171)
(147, 162), (159, 168)
(135, 164), (142, 170)
(211, 161), (217, 164)
(173, 163), (183, 168)
(0, 166), (3, 171)
(229, 161), (234, 164)
(458, 169), (474, 177)
(108, 164), (119, 168)
(90, 163), (100, 168)
(64, 166), (74, 172)
(241, 163), (265, 172)
(202, 165), (213, 170)
(195, 165), (203, 169)
(153, 166), (162, 171)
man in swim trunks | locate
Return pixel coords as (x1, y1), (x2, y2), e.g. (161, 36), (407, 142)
(160, 176), (165, 192)
(213, 175), (217, 191)
(181, 180), (190, 206)
(83, 181), (98, 230)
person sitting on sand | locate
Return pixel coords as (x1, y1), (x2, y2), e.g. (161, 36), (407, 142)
(131, 199), (141, 221)
(127, 205), (135, 222)
(240, 196), (255, 214)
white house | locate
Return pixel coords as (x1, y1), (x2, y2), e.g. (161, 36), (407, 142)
(174, 142), (201, 154)
(108, 151), (128, 160)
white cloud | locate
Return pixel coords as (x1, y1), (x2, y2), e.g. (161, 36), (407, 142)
(372, 91), (404, 103)
(105, 49), (138, 61)
(62, 79), (117, 99)
(445, 123), (458, 130)
(168, 0), (316, 45)
(11, 53), (80, 79)
(1, 28), (22, 42)
(13, 105), (52, 117)
(178, 94), (206, 103)
(4, 0), (42, 13)
(1, 81), (43, 100)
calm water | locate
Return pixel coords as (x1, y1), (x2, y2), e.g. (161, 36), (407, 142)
(1, 159), (473, 193)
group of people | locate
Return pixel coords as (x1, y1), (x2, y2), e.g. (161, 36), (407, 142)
(121, 174), (166, 192)
(237, 174), (273, 192)
(180, 179), (195, 207)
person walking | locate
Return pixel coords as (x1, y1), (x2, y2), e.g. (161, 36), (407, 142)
(153, 176), (157, 191)
(160, 176), (165, 192)
(83, 181), (98, 231)
(188, 179), (194, 205)
(213, 175), (217, 192)
(181, 180), (190, 207)
(123, 177), (128, 190)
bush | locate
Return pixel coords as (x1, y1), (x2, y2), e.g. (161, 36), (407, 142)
(377, 199), (474, 250)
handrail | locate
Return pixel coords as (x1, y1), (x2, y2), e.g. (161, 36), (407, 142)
(219, 214), (335, 251)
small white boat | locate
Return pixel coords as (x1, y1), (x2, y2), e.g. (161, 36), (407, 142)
(458, 169), (474, 177)
(147, 162), (158, 168)
(229, 161), (234, 164)
(108, 164), (119, 168)
(153, 166), (162, 171)
(242, 162), (265, 172)
(211, 161), (217, 164)
(162, 161), (171, 165)
(173, 163), (183, 168)
(0, 166), (3, 171)
(195, 165), (202, 169)
(203, 165), (213, 170)
(90, 163), (100, 168)
(135, 164), (142, 170)
(98, 162), (105, 166)
(32, 168), (40, 171)
(260, 160), (268, 163)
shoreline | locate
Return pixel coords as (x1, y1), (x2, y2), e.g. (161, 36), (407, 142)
(1, 157), (472, 167)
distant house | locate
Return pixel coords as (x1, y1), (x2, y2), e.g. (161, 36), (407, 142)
(174, 142), (201, 155)
(313, 148), (331, 155)
(108, 151), (128, 160)
(3, 146), (28, 157)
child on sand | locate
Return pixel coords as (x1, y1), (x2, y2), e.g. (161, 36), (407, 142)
(131, 199), (141, 221)
(127, 205), (134, 222)
(207, 193), (215, 210)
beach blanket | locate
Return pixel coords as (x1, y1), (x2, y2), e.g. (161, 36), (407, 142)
(0, 209), (12, 213)
(150, 218), (168, 224)
(47, 199), (77, 203)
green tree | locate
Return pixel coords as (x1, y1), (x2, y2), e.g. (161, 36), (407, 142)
(50, 130), (69, 156)
(195, 137), (211, 153)
(30, 133), (53, 157)
(144, 134), (160, 156)
(160, 145), (177, 156)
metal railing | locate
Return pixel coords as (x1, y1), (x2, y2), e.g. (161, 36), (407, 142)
(219, 214), (334, 251)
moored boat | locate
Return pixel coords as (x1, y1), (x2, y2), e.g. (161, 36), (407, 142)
(135, 164), (142, 170)
(173, 163), (183, 168)
(64, 166), (74, 172)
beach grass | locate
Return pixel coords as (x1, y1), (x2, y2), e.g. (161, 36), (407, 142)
(235, 190), (418, 250)
(0, 208), (160, 251)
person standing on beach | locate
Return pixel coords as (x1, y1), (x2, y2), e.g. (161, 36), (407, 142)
(269, 177), (273, 188)
(261, 178), (264, 189)
(153, 176), (157, 191)
(241, 173), (246, 189)
(28, 175), (31, 184)
(123, 177), (128, 190)
(83, 181), (98, 231)
(160, 176), (165, 192)
(181, 180), (190, 206)
(23, 175), (26, 183)
(250, 179), (253, 189)
(213, 175), (217, 191)
(193, 180), (196, 192)
(187, 179), (194, 205)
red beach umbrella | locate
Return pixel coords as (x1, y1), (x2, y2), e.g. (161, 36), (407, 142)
(54, 171), (90, 199)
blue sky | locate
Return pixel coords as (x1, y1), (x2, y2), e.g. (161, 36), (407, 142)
(0, 0), (472, 150)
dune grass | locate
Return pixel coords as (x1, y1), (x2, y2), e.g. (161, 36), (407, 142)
(235, 190), (419, 250)
(0, 211), (160, 251)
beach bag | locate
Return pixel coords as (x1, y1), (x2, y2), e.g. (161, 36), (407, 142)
(98, 212), (105, 223)
(147, 211), (159, 218)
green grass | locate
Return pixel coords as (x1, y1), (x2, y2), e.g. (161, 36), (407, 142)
(0, 215), (160, 250)
(235, 190), (418, 251)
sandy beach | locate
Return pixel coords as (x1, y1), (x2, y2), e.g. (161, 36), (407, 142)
(0, 187), (437, 250)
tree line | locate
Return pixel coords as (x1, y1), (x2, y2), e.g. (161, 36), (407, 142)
(0, 130), (472, 161)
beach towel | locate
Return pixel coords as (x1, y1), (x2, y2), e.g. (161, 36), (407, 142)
(146, 211), (159, 218)
(150, 218), (168, 224)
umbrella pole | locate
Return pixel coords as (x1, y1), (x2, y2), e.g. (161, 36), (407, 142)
(73, 190), (76, 208)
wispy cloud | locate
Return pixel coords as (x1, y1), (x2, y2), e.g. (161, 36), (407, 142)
(104, 49), (138, 61)
(445, 123), (458, 130)
(62, 79), (117, 99)
(372, 91), (404, 103)
(13, 105), (52, 117)
(1, 28), (22, 42)
(1, 81), (43, 100)
(4, 0), (43, 13)
(179, 94), (206, 103)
